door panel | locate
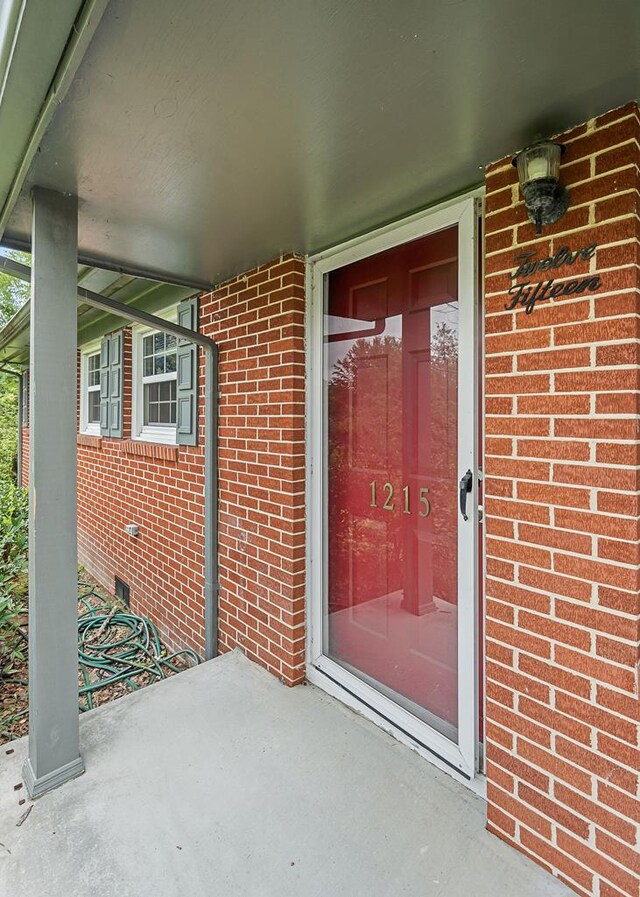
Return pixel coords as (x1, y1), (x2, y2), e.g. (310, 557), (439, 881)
(324, 227), (461, 740)
(310, 198), (479, 780)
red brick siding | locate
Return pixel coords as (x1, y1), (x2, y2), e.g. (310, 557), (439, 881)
(21, 255), (306, 674)
(199, 255), (306, 685)
(19, 423), (28, 489)
(76, 327), (207, 654)
(484, 102), (640, 897)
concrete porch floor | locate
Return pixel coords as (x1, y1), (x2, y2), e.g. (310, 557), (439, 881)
(0, 651), (571, 897)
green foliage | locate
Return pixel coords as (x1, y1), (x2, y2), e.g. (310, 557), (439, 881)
(0, 250), (30, 329)
(0, 251), (29, 481)
(0, 477), (28, 569)
(0, 594), (26, 677)
(0, 375), (18, 481)
(0, 478), (28, 677)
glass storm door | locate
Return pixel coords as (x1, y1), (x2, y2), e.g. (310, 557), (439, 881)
(309, 199), (478, 780)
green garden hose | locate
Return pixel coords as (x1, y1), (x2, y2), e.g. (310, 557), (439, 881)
(76, 582), (200, 711)
(1, 581), (199, 741)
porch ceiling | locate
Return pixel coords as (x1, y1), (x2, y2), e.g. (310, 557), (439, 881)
(1, 0), (639, 286)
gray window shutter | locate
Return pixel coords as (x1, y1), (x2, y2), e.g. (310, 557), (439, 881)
(99, 331), (124, 437)
(99, 338), (110, 434)
(109, 331), (123, 437)
(176, 297), (199, 446)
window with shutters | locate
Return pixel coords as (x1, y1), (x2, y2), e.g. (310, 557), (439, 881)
(142, 331), (177, 427)
(80, 341), (102, 436)
(132, 308), (179, 445)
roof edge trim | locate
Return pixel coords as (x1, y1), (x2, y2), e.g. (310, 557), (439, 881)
(0, 0), (26, 105)
(2, 235), (211, 291)
(0, 0), (111, 241)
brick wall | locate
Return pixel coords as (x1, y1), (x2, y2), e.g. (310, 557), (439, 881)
(19, 422), (28, 489)
(484, 102), (640, 897)
(76, 326), (207, 654)
(20, 254), (306, 674)
(18, 348), (201, 646)
(76, 254), (307, 671)
(199, 255), (307, 685)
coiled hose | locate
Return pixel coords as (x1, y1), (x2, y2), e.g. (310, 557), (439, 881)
(77, 582), (200, 710)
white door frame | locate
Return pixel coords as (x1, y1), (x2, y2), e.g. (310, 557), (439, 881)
(305, 190), (484, 788)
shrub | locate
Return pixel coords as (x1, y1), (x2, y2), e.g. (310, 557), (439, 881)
(0, 374), (18, 481)
(0, 478), (28, 677)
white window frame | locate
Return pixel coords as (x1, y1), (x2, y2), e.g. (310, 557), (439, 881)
(131, 306), (179, 445)
(305, 190), (485, 792)
(79, 339), (102, 436)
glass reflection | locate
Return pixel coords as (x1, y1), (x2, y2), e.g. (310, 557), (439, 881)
(324, 227), (459, 741)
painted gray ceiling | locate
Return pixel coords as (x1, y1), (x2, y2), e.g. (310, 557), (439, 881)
(4, 0), (640, 286)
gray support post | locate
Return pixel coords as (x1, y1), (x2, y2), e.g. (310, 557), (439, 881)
(23, 188), (84, 798)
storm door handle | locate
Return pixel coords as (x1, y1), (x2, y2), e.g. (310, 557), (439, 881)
(459, 469), (473, 521)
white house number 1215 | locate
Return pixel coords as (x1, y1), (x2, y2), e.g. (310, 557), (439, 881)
(369, 481), (431, 517)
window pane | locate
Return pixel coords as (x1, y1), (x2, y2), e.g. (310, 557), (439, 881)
(88, 390), (101, 424)
(141, 330), (178, 428)
(88, 353), (100, 387)
(143, 380), (176, 428)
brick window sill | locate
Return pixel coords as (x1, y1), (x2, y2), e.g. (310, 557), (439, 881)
(121, 440), (179, 462)
(77, 434), (102, 449)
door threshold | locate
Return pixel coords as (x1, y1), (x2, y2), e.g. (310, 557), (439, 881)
(307, 663), (487, 799)
(307, 664), (487, 801)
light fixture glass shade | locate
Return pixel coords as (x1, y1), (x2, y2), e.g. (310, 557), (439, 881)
(514, 141), (563, 186)
(512, 139), (569, 235)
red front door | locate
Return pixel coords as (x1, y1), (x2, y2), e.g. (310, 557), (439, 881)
(324, 226), (461, 740)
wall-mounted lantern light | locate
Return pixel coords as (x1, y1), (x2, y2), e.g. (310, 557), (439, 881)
(512, 140), (569, 235)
